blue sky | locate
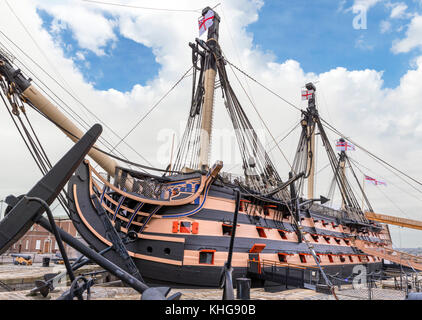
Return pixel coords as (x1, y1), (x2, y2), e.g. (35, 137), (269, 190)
(36, 1), (422, 90)
(37, 8), (159, 91)
(247, 0), (422, 88)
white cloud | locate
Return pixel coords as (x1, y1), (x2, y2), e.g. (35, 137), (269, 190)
(390, 2), (409, 19)
(352, 0), (384, 10)
(392, 14), (422, 53)
(37, 1), (118, 56)
(380, 19), (392, 33)
(355, 34), (375, 50)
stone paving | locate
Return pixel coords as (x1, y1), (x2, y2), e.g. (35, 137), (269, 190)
(0, 263), (410, 300)
(0, 284), (409, 300)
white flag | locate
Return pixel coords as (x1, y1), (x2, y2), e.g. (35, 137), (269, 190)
(336, 140), (355, 151)
(198, 10), (214, 37)
(301, 89), (314, 100)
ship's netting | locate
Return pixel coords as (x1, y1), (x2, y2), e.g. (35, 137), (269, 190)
(114, 167), (169, 199)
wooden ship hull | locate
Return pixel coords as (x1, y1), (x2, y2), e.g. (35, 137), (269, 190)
(67, 160), (390, 287)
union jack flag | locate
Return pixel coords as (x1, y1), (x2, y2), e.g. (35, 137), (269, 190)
(365, 175), (387, 186)
(198, 9), (214, 37)
(336, 139), (355, 151)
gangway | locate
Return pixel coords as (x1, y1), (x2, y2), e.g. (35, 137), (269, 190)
(353, 239), (422, 271)
(247, 258), (321, 289)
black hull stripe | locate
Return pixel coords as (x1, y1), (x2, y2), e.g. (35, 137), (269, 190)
(140, 231), (362, 255)
(180, 207), (383, 243)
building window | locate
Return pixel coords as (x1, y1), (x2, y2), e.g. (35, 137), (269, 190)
(222, 224), (233, 236)
(35, 240), (41, 250)
(344, 239), (350, 245)
(256, 227), (267, 238)
(348, 255), (353, 262)
(328, 255), (334, 263)
(334, 238), (341, 245)
(199, 250), (215, 264)
(323, 236), (331, 243)
(25, 240), (29, 250)
(339, 255), (345, 263)
(299, 254), (307, 263)
(180, 222), (191, 233)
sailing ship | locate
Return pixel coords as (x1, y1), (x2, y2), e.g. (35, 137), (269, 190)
(3, 6), (420, 289)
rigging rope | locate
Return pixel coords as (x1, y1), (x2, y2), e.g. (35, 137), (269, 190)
(320, 117), (422, 191)
(81, 0), (201, 13)
(25, 101), (191, 175)
(108, 66), (194, 155)
(0, 33), (148, 171)
(0, 82), (71, 217)
(226, 59), (294, 172)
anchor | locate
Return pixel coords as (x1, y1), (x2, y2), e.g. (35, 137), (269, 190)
(0, 124), (181, 300)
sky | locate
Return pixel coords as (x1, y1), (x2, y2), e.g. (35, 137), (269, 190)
(1, 0), (422, 247)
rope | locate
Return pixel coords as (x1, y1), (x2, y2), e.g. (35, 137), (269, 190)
(81, 0), (201, 13)
(0, 31), (152, 168)
(108, 66), (194, 155)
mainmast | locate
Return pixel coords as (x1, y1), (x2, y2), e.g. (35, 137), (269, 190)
(304, 82), (317, 200)
(198, 7), (220, 171)
(338, 138), (347, 210)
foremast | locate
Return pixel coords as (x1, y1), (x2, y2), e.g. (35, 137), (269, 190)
(303, 82), (317, 200)
(198, 7), (220, 171)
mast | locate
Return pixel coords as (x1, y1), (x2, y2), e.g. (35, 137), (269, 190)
(338, 141), (347, 209)
(0, 54), (118, 177)
(305, 82), (317, 200)
(198, 7), (220, 171)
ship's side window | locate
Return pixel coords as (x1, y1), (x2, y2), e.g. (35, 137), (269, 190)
(278, 230), (288, 239)
(199, 250), (215, 264)
(222, 224), (233, 236)
(256, 227), (267, 238)
(278, 253), (288, 263)
(180, 222), (191, 233)
(311, 234), (319, 242)
(239, 199), (250, 212)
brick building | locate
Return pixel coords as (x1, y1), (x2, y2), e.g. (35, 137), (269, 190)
(7, 217), (82, 258)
